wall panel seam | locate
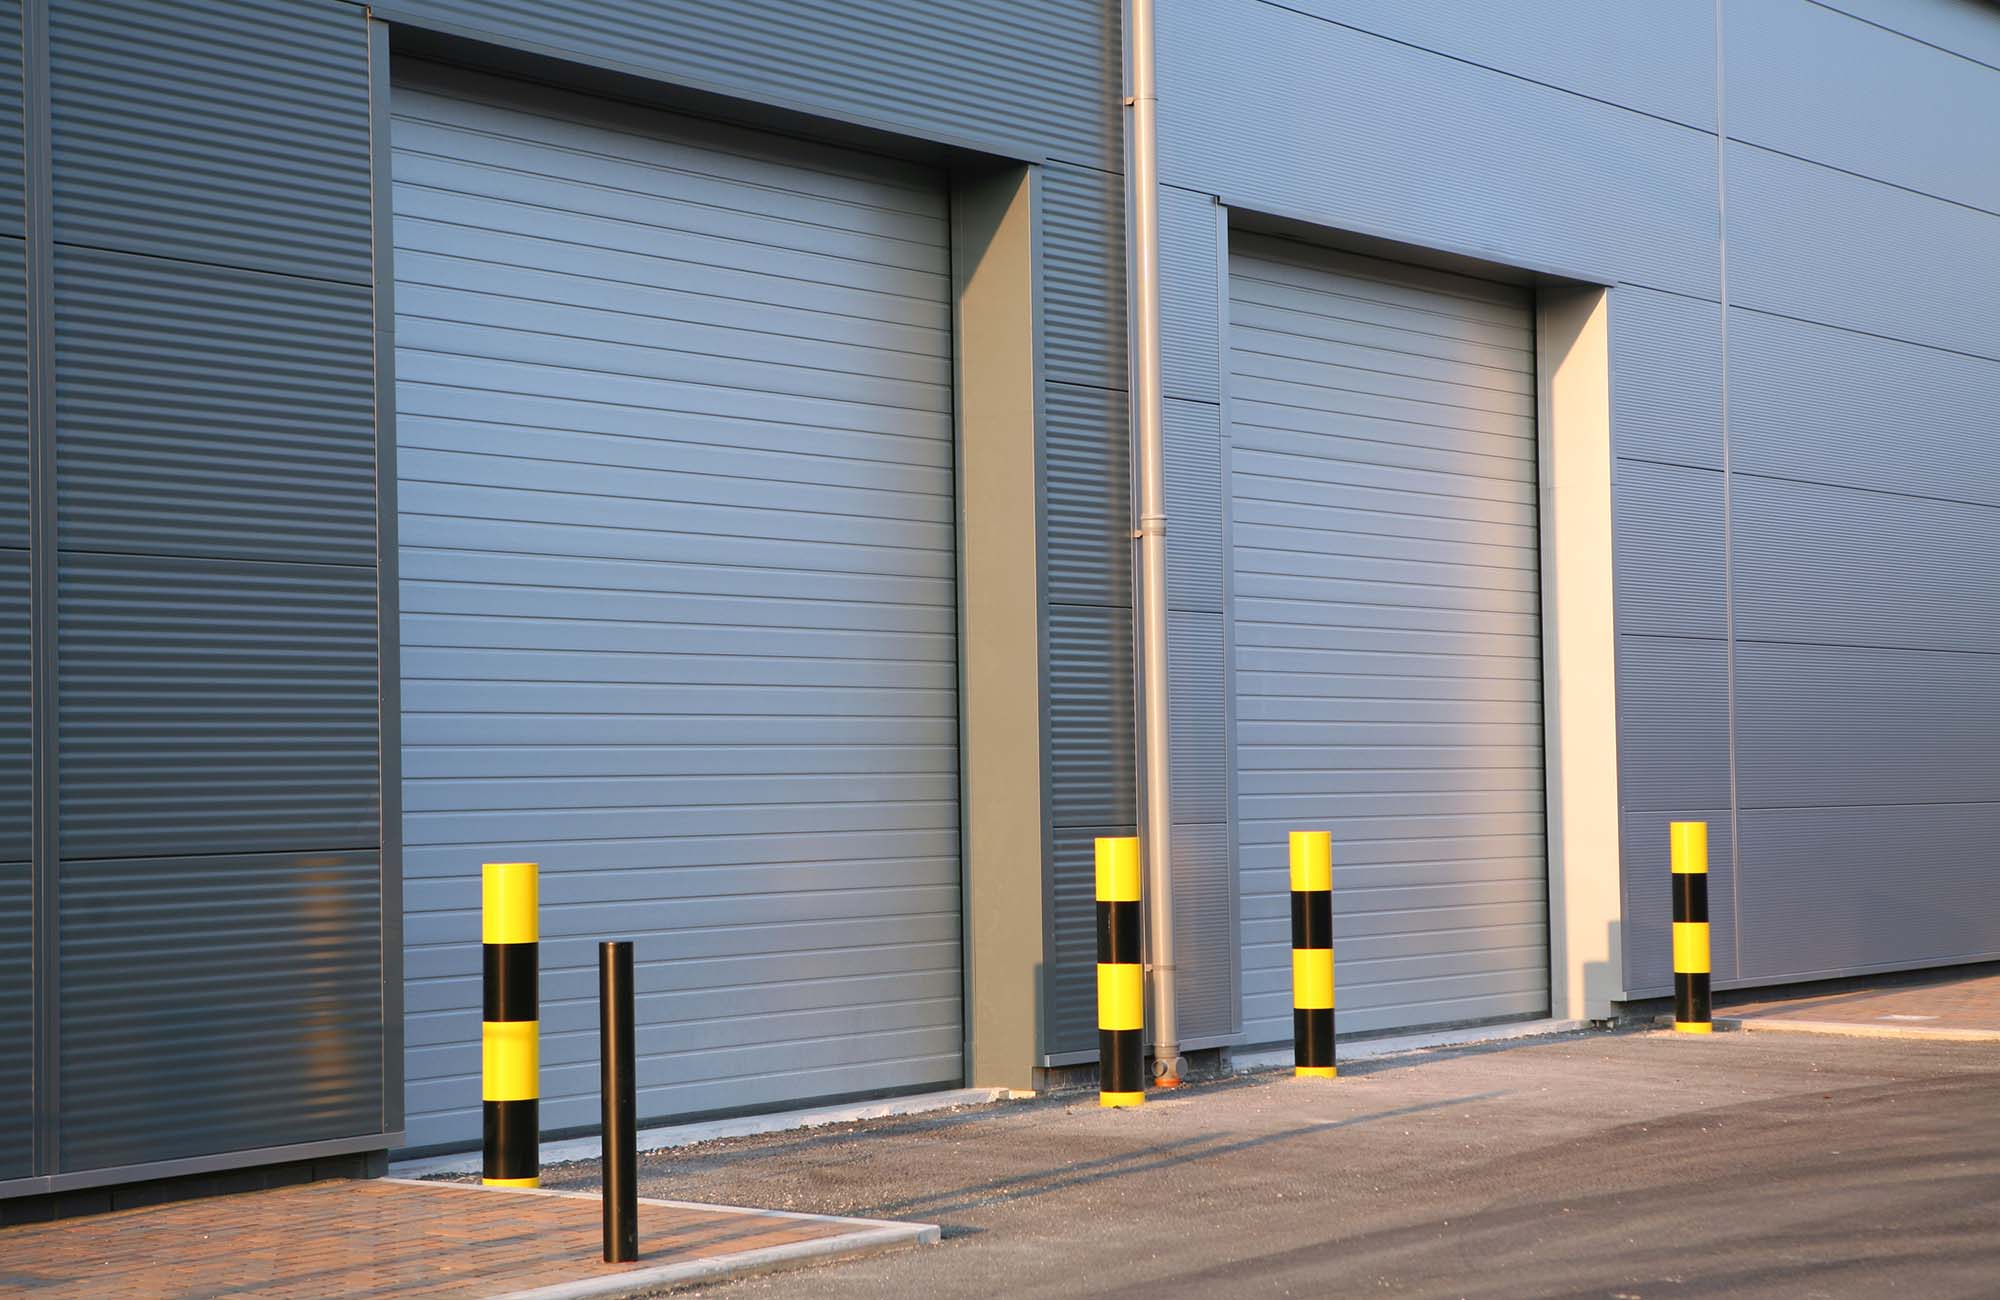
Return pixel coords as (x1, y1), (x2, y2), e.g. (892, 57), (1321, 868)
(1728, 134), (2000, 223)
(1804, 0), (2000, 74)
(1715, 0), (1743, 980)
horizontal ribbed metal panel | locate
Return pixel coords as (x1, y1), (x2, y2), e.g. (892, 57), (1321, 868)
(363, 0), (1114, 166)
(0, 236), (23, 548)
(1170, 610), (1227, 826)
(1164, 398), (1223, 613)
(1727, 0), (2000, 213)
(1170, 820), (1238, 1041)
(57, 553), (380, 860)
(1041, 162), (1126, 391)
(1229, 236), (1547, 1043)
(1736, 804), (2000, 983)
(1609, 285), (1720, 469)
(49, 0), (371, 283)
(1250, 0), (1717, 130)
(0, 549), (26, 863)
(1611, 461), (1725, 637)
(1735, 641), (2000, 808)
(1047, 825), (1131, 1056)
(1161, 0), (1719, 298)
(1734, 474), (2000, 653)
(0, 9), (19, 231)
(395, 68), (960, 1148)
(0, 850), (25, 1178)
(1046, 601), (1134, 829)
(1160, 186), (1220, 403)
(1621, 807), (1737, 997)
(53, 247), (376, 563)
(1615, 635), (1732, 813)
(1725, 141), (2000, 360)
(1043, 381), (1129, 608)
(57, 851), (383, 1171)
(1814, 0), (2000, 68)
(1729, 307), (2000, 504)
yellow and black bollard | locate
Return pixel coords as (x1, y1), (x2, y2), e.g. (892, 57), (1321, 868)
(483, 861), (541, 1185)
(1670, 822), (1712, 1033)
(1096, 836), (1145, 1107)
(1290, 831), (1336, 1077)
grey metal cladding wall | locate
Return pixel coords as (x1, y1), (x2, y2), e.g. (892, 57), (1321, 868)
(1158, 0), (1719, 298)
(58, 851), (383, 1169)
(0, 237), (24, 547)
(49, 0), (371, 283)
(1815, 0), (2000, 67)
(1047, 601), (1135, 829)
(1164, 398), (1223, 614)
(1727, 0), (2000, 214)
(1219, 0), (1716, 130)
(1044, 381), (1130, 609)
(53, 248), (376, 563)
(57, 554), (380, 860)
(1725, 142), (2000, 360)
(1042, 161), (1127, 390)
(0, 2), (20, 233)
(1610, 287), (1721, 470)
(0, 551), (26, 1179)
(1160, 187), (1219, 403)
(1736, 805), (2000, 981)
(360, 0), (1117, 165)
(1611, 462), (1726, 639)
(1729, 307), (2000, 503)
(0, 553), (25, 860)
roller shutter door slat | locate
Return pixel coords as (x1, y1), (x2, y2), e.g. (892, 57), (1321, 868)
(394, 64), (960, 1150)
(1230, 232), (1550, 1043)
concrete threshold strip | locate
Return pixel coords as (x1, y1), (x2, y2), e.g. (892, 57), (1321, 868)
(1231, 1017), (1593, 1073)
(392, 1087), (1012, 1180)
(381, 1178), (939, 1300)
(1705, 1016), (2000, 1043)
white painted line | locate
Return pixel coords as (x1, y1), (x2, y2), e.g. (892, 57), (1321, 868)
(391, 1086), (1008, 1180)
(1877, 1013), (1939, 1021)
(1714, 1016), (2000, 1043)
(380, 1177), (932, 1234)
(1231, 1018), (1592, 1073)
(489, 1223), (937, 1300)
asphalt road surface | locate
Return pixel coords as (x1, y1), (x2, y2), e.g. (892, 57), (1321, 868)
(539, 1029), (2000, 1298)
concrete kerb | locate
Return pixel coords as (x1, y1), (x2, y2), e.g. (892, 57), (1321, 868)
(380, 1178), (941, 1300)
(391, 1087), (1012, 1180)
(1708, 1016), (2000, 1044)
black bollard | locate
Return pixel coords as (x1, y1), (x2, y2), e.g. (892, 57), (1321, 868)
(599, 940), (637, 1262)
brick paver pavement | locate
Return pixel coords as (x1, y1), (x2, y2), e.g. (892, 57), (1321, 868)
(0, 1177), (925, 1299)
(1719, 967), (2000, 1035)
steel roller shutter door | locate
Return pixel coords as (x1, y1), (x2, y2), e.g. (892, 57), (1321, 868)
(1228, 233), (1548, 1042)
(392, 65), (960, 1149)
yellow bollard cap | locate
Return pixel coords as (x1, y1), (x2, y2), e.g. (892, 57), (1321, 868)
(483, 862), (540, 944)
(1289, 831), (1332, 892)
(1095, 837), (1141, 902)
(1669, 822), (1708, 875)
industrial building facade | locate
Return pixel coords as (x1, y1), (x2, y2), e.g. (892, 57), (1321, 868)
(4, 0), (1998, 1195)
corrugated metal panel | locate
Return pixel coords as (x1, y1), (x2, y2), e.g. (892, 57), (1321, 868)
(1044, 381), (1129, 609)
(1228, 235), (1547, 1042)
(0, 236), (24, 548)
(1735, 642), (2000, 808)
(53, 247), (376, 563)
(1042, 162), (1126, 391)
(394, 68), (961, 1148)
(1169, 610), (1226, 827)
(1725, 141), (2000, 360)
(1170, 820), (1237, 1040)
(0, 549), (27, 862)
(1611, 461), (1726, 637)
(1164, 398), (1223, 613)
(1729, 307), (2000, 504)
(1610, 286), (1721, 470)
(1160, 0), (1719, 298)
(1615, 635), (1732, 813)
(359, 0), (1114, 166)
(1736, 805), (2000, 983)
(1160, 186), (1220, 403)
(49, 0), (371, 283)
(57, 851), (382, 1171)
(1622, 807), (1737, 997)
(1813, 0), (2000, 68)
(0, 851), (26, 1179)
(1046, 601), (1135, 829)
(1734, 474), (2000, 653)
(56, 553), (380, 860)
(1727, 0), (2000, 213)
(0, 5), (20, 231)
(1231, 0), (1716, 130)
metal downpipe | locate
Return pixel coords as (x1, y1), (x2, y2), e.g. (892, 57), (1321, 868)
(1125, 0), (1182, 1086)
